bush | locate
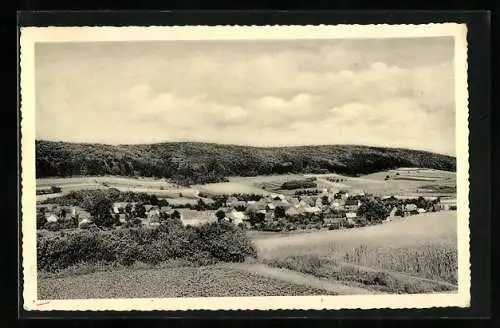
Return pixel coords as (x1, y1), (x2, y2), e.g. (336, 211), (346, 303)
(37, 221), (257, 272)
(281, 179), (317, 190)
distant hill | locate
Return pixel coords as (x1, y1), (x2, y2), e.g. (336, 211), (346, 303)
(36, 140), (456, 186)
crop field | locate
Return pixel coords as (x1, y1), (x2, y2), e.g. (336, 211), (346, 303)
(255, 211), (458, 293)
(38, 263), (334, 299)
(36, 176), (201, 200)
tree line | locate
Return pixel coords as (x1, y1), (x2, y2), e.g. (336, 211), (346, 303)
(36, 140), (456, 186)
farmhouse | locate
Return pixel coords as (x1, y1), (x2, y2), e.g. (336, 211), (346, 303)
(404, 204), (419, 215)
(147, 206), (161, 219)
(345, 212), (357, 220)
(304, 206), (322, 214)
(46, 213), (59, 223)
(113, 202), (128, 214)
(285, 207), (301, 217)
(226, 210), (248, 225)
(273, 200), (292, 209)
(440, 198), (457, 210)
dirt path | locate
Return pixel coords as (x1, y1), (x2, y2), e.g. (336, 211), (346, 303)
(226, 262), (386, 295)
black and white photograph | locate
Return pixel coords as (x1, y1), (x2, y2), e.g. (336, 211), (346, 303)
(20, 24), (470, 311)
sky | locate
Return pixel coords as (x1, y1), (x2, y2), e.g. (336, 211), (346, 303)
(35, 37), (456, 155)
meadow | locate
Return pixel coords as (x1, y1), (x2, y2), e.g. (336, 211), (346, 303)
(255, 211), (458, 294)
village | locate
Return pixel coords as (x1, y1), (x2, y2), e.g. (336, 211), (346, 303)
(36, 184), (458, 233)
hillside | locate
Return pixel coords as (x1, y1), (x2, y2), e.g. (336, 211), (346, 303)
(36, 140), (456, 186)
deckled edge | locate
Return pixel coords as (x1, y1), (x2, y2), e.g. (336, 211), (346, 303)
(19, 23), (471, 312)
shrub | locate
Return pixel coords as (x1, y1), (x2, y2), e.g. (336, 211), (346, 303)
(281, 179), (317, 190)
(37, 221), (257, 272)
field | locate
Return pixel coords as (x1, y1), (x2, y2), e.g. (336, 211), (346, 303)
(36, 176), (200, 201)
(38, 263), (335, 299)
(35, 168), (458, 298)
(255, 211), (458, 294)
(192, 181), (273, 196)
(197, 168), (456, 198)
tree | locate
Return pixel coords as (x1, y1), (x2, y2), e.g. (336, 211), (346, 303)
(81, 192), (115, 227)
(357, 200), (390, 222)
(171, 210), (181, 220)
(134, 203), (147, 218)
(274, 206), (286, 218)
(321, 195), (330, 205)
(215, 209), (226, 222)
(36, 208), (47, 229)
(124, 203), (132, 214)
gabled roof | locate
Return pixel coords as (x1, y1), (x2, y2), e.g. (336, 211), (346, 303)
(404, 204), (418, 211)
(304, 206), (322, 213)
(285, 207), (301, 216)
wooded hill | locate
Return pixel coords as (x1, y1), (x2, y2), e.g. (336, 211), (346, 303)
(36, 140), (456, 186)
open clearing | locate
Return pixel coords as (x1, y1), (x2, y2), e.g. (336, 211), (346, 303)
(38, 263), (337, 299)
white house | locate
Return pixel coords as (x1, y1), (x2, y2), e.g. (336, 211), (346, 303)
(304, 206), (322, 214)
(227, 210), (247, 225)
(345, 212), (357, 218)
(46, 213), (59, 223)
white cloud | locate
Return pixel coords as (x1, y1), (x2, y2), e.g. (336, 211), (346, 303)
(35, 39), (456, 155)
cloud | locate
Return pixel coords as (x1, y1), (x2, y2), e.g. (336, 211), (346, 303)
(34, 38), (456, 155)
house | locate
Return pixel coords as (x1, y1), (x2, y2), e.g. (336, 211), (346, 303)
(160, 206), (172, 213)
(113, 202), (128, 214)
(344, 199), (361, 212)
(227, 210), (248, 225)
(298, 199), (311, 209)
(78, 218), (92, 229)
(314, 198), (323, 208)
(440, 198), (457, 210)
(273, 200), (292, 209)
(118, 213), (127, 223)
(285, 207), (301, 217)
(404, 204), (419, 215)
(231, 200), (247, 209)
(46, 213), (59, 223)
(304, 206), (322, 214)
(147, 206), (161, 218)
(245, 203), (267, 215)
(226, 196), (240, 206)
(289, 198), (300, 207)
(330, 201), (341, 209)
(345, 212), (357, 219)
(417, 208), (426, 214)
(266, 203), (276, 211)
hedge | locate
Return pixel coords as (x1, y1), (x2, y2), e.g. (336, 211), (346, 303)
(37, 221), (257, 272)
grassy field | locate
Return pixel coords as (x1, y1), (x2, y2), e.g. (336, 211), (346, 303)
(193, 182), (272, 196)
(255, 211), (458, 293)
(38, 263), (334, 299)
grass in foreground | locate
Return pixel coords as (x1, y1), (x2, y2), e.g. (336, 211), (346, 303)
(38, 264), (335, 299)
(256, 212), (458, 293)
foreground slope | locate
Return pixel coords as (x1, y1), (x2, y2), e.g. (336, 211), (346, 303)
(36, 140), (456, 185)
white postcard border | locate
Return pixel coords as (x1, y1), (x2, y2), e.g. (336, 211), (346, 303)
(20, 23), (470, 311)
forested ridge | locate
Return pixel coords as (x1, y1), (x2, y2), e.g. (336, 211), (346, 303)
(36, 140), (456, 186)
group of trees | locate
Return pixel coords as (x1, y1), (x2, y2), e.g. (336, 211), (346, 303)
(294, 189), (320, 196)
(281, 178), (317, 190)
(36, 140), (456, 186)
